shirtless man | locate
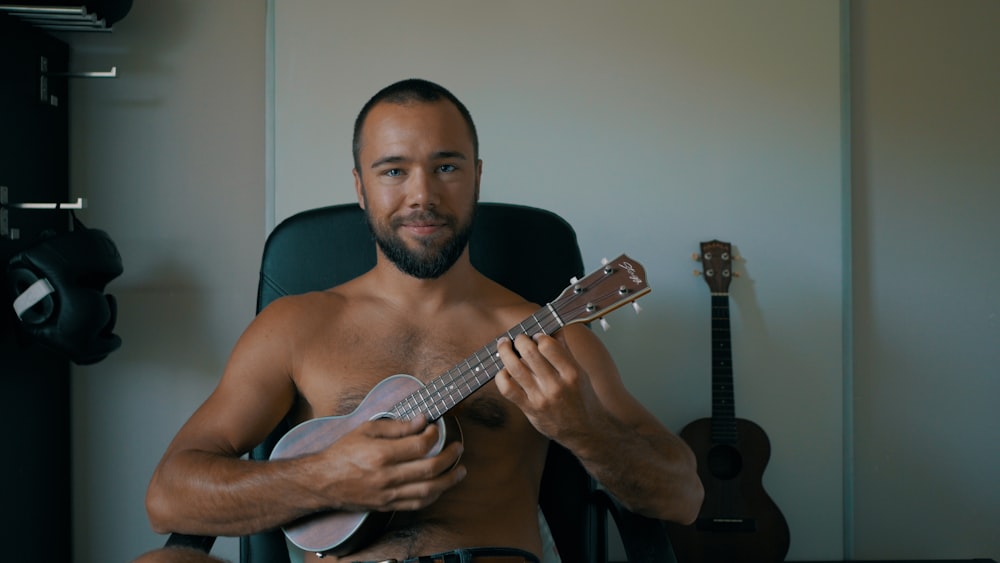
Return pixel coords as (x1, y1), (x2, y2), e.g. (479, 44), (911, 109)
(141, 79), (702, 563)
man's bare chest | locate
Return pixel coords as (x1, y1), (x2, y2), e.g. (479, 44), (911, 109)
(293, 316), (513, 420)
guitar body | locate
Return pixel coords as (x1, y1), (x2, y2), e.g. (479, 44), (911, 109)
(270, 374), (461, 556)
(668, 417), (790, 563)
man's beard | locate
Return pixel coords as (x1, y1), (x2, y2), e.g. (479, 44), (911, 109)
(365, 204), (476, 279)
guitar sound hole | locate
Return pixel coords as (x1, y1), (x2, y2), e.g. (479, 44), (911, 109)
(707, 444), (743, 480)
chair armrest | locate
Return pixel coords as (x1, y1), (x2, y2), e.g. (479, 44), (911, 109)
(164, 533), (216, 553)
(595, 490), (677, 563)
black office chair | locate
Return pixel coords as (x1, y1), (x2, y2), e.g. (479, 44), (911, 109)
(166, 202), (675, 563)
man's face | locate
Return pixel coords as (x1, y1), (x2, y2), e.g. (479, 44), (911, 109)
(353, 100), (482, 279)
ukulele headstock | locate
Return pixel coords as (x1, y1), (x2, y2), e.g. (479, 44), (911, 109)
(693, 240), (739, 295)
(552, 254), (651, 328)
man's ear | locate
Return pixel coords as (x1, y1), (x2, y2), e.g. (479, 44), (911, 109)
(353, 169), (366, 209)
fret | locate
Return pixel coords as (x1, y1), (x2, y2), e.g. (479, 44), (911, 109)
(512, 321), (524, 336)
(546, 302), (565, 328)
(470, 349), (487, 387)
(399, 393), (420, 420)
(460, 359), (476, 393)
(530, 312), (546, 335)
(486, 343), (503, 374)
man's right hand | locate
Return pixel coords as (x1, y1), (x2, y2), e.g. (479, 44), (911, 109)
(312, 417), (466, 513)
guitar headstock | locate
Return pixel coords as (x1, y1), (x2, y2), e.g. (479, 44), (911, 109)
(694, 240), (736, 295)
(552, 254), (651, 327)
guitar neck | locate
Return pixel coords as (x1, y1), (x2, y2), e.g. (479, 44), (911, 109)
(710, 293), (738, 443)
(387, 305), (563, 422)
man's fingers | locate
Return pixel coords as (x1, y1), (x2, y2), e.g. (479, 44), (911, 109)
(366, 415), (429, 438)
(364, 440), (465, 511)
(498, 334), (560, 396)
(494, 368), (527, 404)
(358, 417), (454, 463)
(381, 461), (467, 511)
(388, 439), (463, 481)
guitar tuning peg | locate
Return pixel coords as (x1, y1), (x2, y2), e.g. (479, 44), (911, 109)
(694, 269), (702, 277)
(733, 271), (741, 278)
(569, 276), (579, 284)
(599, 318), (611, 331)
(691, 253), (700, 261)
(600, 257), (609, 266)
(632, 302), (642, 315)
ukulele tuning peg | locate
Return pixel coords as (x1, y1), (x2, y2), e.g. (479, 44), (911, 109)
(632, 302), (642, 315)
(569, 276), (579, 284)
(601, 257), (609, 266)
(693, 269), (702, 277)
(599, 318), (611, 331)
(691, 252), (700, 261)
(733, 271), (741, 278)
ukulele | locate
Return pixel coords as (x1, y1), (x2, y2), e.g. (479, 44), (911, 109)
(666, 240), (790, 563)
(269, 254), (651, 557)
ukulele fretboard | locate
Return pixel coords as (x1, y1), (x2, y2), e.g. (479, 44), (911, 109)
(710, 294), (738, 443)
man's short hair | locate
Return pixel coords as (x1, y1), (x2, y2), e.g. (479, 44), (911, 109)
(352, 78), (479, 171)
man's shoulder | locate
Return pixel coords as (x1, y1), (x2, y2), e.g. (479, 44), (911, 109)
(254, 287), (352, 330)
(478, 277), (543, 320)
(263, 287), (346, 310)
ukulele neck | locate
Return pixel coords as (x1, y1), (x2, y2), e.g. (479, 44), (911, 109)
(710, 293), (737, 444)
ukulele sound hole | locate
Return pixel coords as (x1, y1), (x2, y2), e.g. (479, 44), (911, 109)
(707, 444), (743, 480)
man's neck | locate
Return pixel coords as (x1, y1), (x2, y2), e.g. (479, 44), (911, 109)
(370, 252), (482, 313)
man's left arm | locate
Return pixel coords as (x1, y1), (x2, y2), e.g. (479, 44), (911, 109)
(495, 326), (704, 524)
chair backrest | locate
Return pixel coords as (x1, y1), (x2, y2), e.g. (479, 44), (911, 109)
(241, 202), (605, 563)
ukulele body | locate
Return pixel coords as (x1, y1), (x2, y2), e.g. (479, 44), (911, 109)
(270, 373), (461, 556)
(668, 416), (790, 563)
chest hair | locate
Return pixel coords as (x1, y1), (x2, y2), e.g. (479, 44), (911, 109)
(327, 320), (510, 428)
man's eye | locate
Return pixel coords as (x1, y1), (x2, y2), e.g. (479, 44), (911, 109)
(438, 164), (457, 173)
(384, 168), (403, 177)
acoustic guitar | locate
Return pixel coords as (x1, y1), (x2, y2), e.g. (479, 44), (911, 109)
(269, 254), (651, 557)
(666, 240), (789, 563)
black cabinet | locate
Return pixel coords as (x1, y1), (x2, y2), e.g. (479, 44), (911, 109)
(0, 12), (72, 561)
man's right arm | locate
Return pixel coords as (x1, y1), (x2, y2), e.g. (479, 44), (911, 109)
(145, 296), (466, 538)
(147, 415), (463, 537)
(145, 297), (321, 536)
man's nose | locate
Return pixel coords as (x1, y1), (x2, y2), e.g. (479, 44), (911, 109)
(406, 168), (440, 208)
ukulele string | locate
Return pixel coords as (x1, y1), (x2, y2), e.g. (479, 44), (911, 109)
(391, 271), (628, 421)
(391, 308), (565, 421)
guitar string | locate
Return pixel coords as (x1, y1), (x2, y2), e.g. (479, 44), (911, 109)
(392, 304), (577, 420)
(401, 313), (559, 420)
(392, 274), (635, 420)
(391, 277), (632, 421)
(431, 282), (636, 411)
(391, 310), (563, 420)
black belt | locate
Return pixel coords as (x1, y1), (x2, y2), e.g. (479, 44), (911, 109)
(353, 546), (541, 563)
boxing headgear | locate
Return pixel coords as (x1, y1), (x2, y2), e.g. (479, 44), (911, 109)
(7, 214), (123, 365)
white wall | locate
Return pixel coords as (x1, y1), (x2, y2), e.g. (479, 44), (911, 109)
(851, 1), (1000, 559)
(62, 2), (265, 561)
(274, 1), (845, 560)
